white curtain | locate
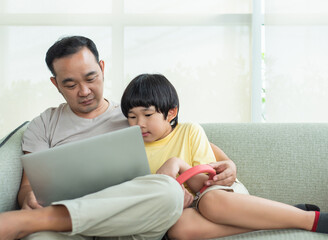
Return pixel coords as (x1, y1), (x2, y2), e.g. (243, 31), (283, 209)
(0, 0), (252, 138)
(264, 0), (328, 122)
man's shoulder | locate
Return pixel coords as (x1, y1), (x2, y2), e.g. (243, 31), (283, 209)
(22, 103), (68, 152)
(28, 103), (64, 123)
(42, 102), (67, 115)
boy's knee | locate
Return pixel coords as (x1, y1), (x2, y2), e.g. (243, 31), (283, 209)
(198, 190), (231, 220)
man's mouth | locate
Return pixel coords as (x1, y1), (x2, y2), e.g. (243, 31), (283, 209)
(80, 98), (93, 105)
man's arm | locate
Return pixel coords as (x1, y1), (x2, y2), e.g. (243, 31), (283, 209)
(18, 152), (42, 209)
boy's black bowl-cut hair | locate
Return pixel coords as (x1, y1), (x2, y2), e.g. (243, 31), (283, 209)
(121, 73), (179, 128)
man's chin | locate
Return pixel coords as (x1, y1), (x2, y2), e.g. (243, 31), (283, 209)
(81, 105), (97, 113)
(72, 105), (98, 116)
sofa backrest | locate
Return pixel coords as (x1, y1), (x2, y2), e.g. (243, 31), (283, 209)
(202, 123), (328, 212)
(2, 123), (327, 213)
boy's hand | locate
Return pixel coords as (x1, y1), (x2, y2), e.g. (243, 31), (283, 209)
(182, 185), (194, 209)
(205, 160), (236, 187)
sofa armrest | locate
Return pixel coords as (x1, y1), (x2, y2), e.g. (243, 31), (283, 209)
(0, 121), (29, 212)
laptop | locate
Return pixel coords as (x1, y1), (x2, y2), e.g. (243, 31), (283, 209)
(21, 126), (151, 206)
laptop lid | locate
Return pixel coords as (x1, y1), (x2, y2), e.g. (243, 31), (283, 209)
(21, 126), (150, 206)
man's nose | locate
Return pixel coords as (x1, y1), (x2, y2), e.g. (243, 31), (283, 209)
(78, 84), (91, 97)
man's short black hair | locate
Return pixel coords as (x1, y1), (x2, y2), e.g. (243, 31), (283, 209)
(121, 73), (179, 128)
(45, 36), (99, 76)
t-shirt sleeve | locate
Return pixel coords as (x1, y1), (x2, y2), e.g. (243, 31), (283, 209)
(21, 110), (51, 153)
(189, 123), (216, 166)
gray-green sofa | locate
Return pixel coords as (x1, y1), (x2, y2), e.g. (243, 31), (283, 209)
(1, 122), (328, 239)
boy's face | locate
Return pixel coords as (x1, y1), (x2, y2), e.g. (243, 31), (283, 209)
(127, 106), (177, 143)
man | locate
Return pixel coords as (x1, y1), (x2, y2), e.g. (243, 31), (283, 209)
(0, 36), (184, 240)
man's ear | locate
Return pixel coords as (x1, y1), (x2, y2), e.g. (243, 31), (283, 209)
(99, 60), (105, 74)
(167, 107), (178, 122)
(50, 77), (61, 93)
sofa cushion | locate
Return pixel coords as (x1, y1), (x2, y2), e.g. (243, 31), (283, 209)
(217, 229), (328, 240)
(0, 122), (29, 212)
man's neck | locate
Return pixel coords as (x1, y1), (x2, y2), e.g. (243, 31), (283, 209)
(73, 98), (109, 119)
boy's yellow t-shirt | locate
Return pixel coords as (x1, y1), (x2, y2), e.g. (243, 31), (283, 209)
(144, 123), (216, 174)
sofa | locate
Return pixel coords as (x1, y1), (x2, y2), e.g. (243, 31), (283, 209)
(1, 122), (328, 240)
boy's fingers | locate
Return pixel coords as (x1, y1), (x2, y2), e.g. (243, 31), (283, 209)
(205, 175), (234, 187)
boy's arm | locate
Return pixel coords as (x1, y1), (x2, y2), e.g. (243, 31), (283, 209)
(208, 143), (237, 187)
(156, 157), (209, 194)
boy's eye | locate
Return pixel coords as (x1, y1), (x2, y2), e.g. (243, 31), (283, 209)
(145, 113), (153, 117)
(128, 116), (136, 119)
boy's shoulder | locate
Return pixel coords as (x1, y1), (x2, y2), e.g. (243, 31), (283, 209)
(177, 122), (204, 133)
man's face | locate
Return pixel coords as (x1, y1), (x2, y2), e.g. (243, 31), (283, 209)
(50, 47), (105, 118)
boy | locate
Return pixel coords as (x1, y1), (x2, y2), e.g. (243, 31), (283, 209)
(121, 73), (327, 240)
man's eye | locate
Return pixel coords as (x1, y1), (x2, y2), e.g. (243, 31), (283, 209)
(87, 77), (96, 82)
(65, 85), (76, 89)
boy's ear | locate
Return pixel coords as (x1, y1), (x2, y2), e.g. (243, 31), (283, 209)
(167, 107), (178, 122)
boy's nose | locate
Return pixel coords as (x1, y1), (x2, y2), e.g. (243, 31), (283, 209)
(137, 118), (146, 127)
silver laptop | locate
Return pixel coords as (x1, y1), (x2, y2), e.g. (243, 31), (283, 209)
(21, 126), (151, 206)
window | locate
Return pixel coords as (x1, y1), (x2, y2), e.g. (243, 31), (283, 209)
(0, 0), (252, 138)
(264, 0), (328, 122)
(1, 0), (327, 139)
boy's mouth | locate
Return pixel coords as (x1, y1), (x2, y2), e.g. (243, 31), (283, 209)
(142, 132), (150, 137)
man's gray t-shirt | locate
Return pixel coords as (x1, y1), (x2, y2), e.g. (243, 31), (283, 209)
(22, 100), (129, 153)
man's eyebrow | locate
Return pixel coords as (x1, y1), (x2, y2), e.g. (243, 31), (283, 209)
(61, 78), (74, 84)
(85, 71), (98, 77)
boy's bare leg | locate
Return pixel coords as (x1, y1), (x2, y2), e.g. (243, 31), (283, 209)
(0, 205), (71, 240)
(198, 190), (315, 231)
(168, 208), (252, 240)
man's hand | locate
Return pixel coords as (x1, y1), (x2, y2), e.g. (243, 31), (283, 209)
(205, 160), (237, 187)
(21, 190), (42, 210)
(18, 170), (43, 210)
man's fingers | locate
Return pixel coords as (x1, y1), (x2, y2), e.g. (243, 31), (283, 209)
(28, 199), (42, 209)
